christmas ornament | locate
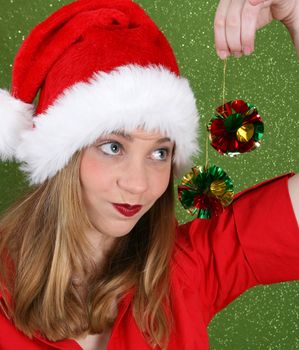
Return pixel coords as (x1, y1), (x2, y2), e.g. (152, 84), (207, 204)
(178, 165), (234, 219)
(208, 99), (264, 156)
(178, 59), (265, 219)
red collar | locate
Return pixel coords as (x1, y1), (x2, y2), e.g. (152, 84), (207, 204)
(0, 288), (134, 349)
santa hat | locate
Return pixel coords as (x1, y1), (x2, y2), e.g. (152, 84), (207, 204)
(0, 0), (199, 184)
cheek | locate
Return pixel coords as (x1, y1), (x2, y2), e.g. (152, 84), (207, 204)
(80, 150), (111, 193)
(149, 167), (171, 198)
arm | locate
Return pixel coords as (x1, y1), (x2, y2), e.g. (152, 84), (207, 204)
(177, 174), (299, 321)
(214, 0), (299, 58)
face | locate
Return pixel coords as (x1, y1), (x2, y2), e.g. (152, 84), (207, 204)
(80, 129), (174, 241)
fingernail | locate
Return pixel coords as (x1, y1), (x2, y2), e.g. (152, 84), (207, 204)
(233, 52), (242, 58)
(218, 50), (229, 59)
(243, 46), (253, 55)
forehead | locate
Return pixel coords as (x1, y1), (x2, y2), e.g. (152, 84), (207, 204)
(103, 129), (173, 143)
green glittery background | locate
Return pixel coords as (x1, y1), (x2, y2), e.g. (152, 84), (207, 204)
(0, 0), (298, 348)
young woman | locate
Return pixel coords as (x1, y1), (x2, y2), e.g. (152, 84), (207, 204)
(0, 0), (298, 350)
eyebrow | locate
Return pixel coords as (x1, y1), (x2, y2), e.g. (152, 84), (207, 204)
(111, 131), (172, 144)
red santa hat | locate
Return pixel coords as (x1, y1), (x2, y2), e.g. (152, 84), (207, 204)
(0, 0), (199, 184)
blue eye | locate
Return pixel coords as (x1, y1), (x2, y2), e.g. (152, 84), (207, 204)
(99, 141), (122, 155)
(152, 148), (169, 161)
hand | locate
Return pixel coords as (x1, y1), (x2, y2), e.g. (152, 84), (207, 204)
(214, 0), (299, 59)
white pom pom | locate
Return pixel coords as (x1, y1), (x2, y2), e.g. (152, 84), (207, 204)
(0, 89), (34, 160)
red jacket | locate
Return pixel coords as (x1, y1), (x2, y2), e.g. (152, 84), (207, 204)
(0, 173), (298, 349)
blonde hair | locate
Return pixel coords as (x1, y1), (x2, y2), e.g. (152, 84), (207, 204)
(0, 150), (176, 349)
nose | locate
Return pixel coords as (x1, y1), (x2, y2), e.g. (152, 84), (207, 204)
(117, 158), (149, 195)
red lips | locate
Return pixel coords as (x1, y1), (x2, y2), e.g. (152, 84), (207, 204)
(112, 203), (142, 217)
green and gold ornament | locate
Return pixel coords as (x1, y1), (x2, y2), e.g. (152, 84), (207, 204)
(178, 99), (264, 219)
(178, 165), (234, 219)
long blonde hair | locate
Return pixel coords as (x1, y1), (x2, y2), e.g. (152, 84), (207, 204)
(0, 150), (176, 349)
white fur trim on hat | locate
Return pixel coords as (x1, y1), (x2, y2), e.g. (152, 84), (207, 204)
(0, 89), (34, 161)
(16, 65), (199, 184)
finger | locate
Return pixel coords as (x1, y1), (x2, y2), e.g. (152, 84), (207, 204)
(241, 1), (263, 54)
(249, 0), (264, 4)
(256, 6), (273, 30)
(225, 0), (246, 55)
(214, 0), (232, 59)
(249, 0), (272, 6)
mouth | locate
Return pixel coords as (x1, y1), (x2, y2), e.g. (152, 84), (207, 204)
(112, 203), (143, 217)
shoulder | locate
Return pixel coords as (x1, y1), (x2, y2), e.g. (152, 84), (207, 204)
(233, 172), (294, 201)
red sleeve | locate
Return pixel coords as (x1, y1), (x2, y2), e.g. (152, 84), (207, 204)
(233, 173), (299, 284)
(176, 173), (299, 323)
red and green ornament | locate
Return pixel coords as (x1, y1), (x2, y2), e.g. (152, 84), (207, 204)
(208, 99), (264, 156)
(178, 165), (234, 219)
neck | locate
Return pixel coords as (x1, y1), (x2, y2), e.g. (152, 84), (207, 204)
(84, 227), (116, 267)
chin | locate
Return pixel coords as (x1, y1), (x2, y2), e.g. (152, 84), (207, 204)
(110, 226), (133, 237)
(93, 220), (137, 238)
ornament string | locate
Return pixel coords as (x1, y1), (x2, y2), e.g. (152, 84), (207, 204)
(206, 58), (227, 169)
(222, 58), (227, 106)
(205, 132), (209, 169)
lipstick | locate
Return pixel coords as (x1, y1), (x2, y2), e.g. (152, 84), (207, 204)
(113, 203), (142, 217)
